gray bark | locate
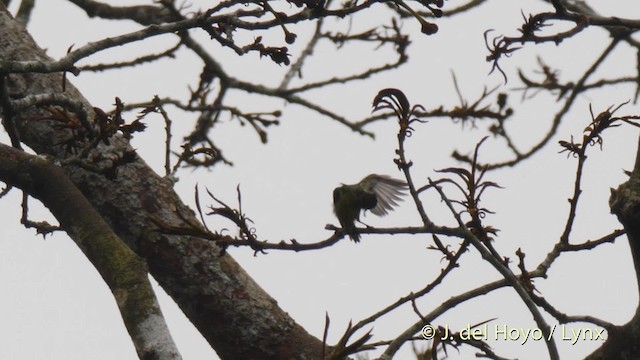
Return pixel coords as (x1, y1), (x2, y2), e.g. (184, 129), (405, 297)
(0, 143), (181, 360)
(0, 4), (323, 359)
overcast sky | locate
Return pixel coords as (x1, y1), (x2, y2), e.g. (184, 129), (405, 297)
(1, 1), (639, 359)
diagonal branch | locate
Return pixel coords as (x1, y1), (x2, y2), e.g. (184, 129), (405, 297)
(0, 5), (325, 359)
(0, 143), (181, 360)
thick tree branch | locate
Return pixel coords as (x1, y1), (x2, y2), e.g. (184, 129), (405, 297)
(610, 134), (640, 295)
(586, 135), (640, 357)
(0, 4), (324, 359)
(0, 143), (180, 360)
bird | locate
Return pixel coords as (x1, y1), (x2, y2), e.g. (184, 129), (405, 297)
(333, 174), (408, 242)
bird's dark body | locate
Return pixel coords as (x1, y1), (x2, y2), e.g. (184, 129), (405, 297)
(333, 185), (378, 242)
(332, 174), (406, 242)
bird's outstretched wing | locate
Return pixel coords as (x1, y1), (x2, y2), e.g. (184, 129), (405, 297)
(360, 174), (408, 216)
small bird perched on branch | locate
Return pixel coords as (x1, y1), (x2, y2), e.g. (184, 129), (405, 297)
(333, 174), (408, 242)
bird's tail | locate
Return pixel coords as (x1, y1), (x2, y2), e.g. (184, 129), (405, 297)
(343, 223), (361, 243)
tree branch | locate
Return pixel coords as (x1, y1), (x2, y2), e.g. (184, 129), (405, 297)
(0, 143), (180, 360)
(0, 4), (325, 358)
